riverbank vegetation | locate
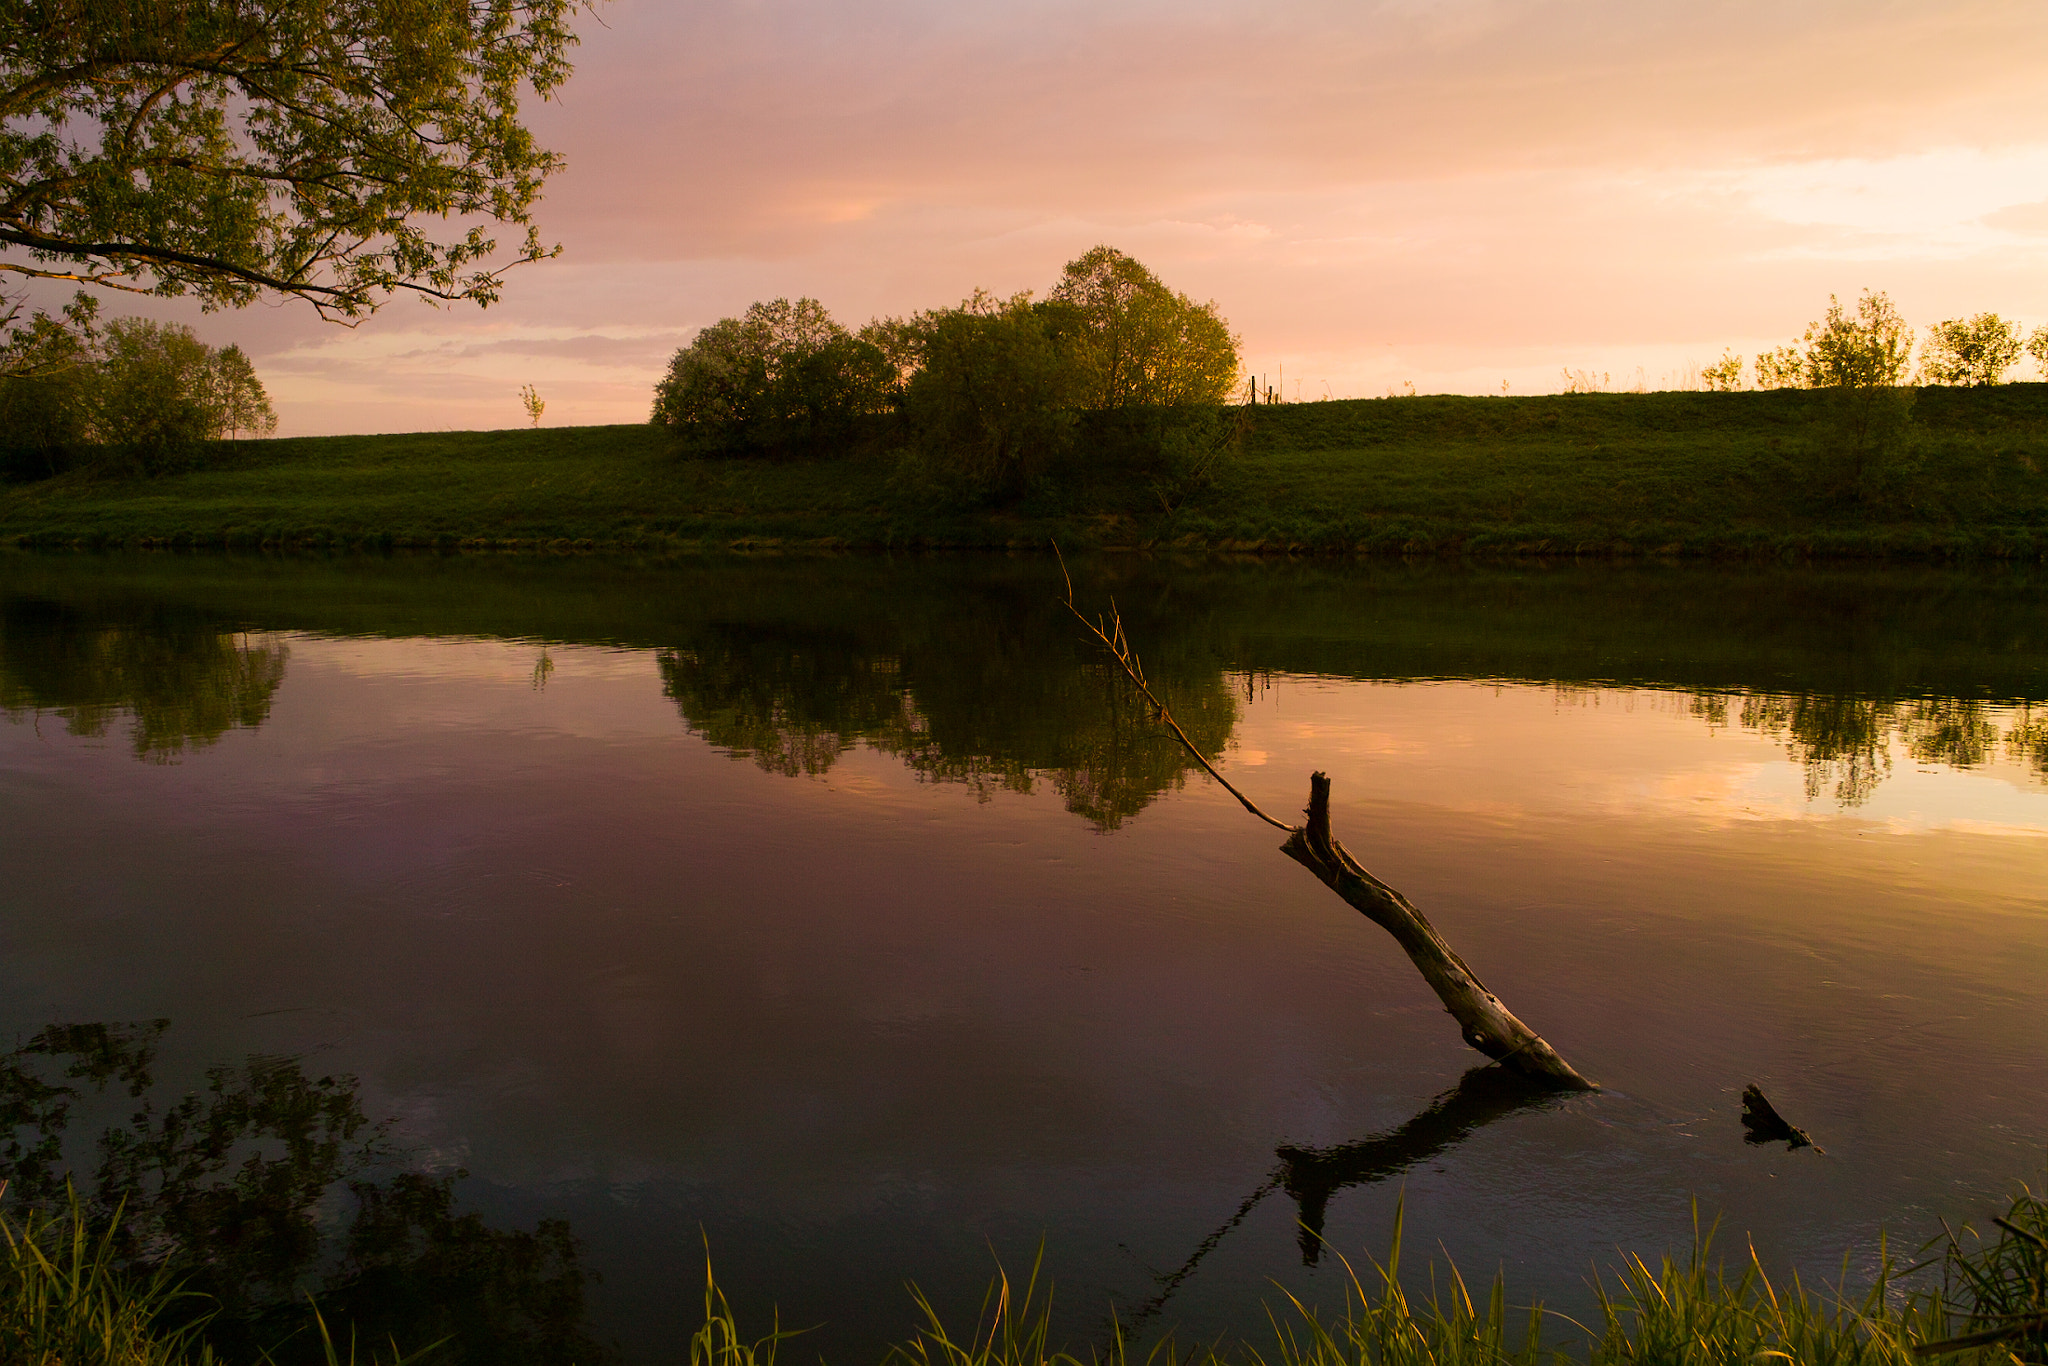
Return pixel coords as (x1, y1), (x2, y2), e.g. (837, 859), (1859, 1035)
(650, 248), (1241, 503)
(5, 253), (2048, 556)
(3, 382), (2046, 556)
(6, 1175), (2045, 1366)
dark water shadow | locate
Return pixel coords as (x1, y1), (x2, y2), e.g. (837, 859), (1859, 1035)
(0, 1019), (611, 1366)
(1277, 1067), (1576, 1266)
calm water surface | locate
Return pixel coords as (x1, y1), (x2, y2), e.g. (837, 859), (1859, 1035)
(2, 553), (2045, 1361)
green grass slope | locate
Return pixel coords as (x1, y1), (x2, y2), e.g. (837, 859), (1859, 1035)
(3, 386), (2046, 556)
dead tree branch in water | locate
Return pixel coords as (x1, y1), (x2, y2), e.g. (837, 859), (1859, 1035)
(1056, 548), (1594, 1090)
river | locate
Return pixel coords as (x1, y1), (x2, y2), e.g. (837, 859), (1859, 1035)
(2, 552), (2044, 1362)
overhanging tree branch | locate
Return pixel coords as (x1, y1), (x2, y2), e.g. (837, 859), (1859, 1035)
(1, 0), (584, 329)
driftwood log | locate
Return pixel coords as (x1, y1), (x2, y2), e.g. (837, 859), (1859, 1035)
(1283, 772), (1592, 1088)
(1057, 550), (1593, 1090)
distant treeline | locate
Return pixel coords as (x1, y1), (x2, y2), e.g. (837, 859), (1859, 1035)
(1691, 292), (2048, 393)
(649, 246), (1242, 504)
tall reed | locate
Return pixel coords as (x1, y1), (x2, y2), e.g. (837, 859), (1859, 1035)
(0, 1185), (216, 1366)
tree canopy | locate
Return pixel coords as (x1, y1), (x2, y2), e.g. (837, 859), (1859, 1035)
(1803, 290), (1914, 389)
(1920, 313), (2024, 386)
(650, 297), (894, 453)
(0, 298), (277, 479)
(649, 249), (1246, 502)
(1048, 245), (1239, 408)
(0, 0), (582, 327)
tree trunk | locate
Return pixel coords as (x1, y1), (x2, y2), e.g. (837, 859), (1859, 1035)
(1280, 771), (1594, 1090)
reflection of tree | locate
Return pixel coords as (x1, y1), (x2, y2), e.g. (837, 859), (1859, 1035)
(657, 626), (906, 778)
(1739, 693), (1893, 804)
(656, 596), (1235, 830)
(2011, 707), (2048, 778)
(1691, 691), (2046, 806)
(0, 595), (287, 761)
(0, 1021), (608, 1365)
(1900, 698), (2003, 769)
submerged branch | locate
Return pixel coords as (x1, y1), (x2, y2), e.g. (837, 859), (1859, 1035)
(1056, 545), (1593, 1089)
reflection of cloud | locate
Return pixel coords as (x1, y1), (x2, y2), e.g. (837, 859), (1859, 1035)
(296, 637), (657, 685)
(1235, 681), (2048, 841)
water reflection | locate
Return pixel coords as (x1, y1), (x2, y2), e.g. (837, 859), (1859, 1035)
(0, 593), (286, 761)
(0, 1021), (607, 1366)
(1275, 1068), (1573, 1267)
(657, 607), (1236, 829)
(3, 557), (2045, 817)
(3, 554), (2046, 1361)
(1688, 693), (2048, 805)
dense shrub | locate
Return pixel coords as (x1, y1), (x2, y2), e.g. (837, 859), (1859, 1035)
(650, 297), (893, 455)
(901, 291), (1082, 502)
(0, 302), (275, 480)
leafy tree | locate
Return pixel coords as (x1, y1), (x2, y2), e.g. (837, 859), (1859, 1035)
(90, 319), (217, 466)
(0, 0), (583, 343)
(1700, 350), (1744, 391)
(1802, 289), (1914, 388)
(651, 297), (890, 454)
(650, 315), (770, 440)
(0, 296), (98, 478)
(1920, 313), (2024, 385)
(900, 290), (1081, 500)
(1753, 344), (1805, 390)
(2029, 325), (2048, 377)
(1047, 246), (1239, 408)
(1749, 293), (1914, 392)
(91, 317), (275, 471)
(1789, 292), (1917, 501)
(0, 308), (277, 478)
(209, 343), (277, 439)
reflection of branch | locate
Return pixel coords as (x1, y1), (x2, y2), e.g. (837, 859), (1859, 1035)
(1117, 1066), (1568, 1338)
(1055, 545), (1291, 832)
(1055, 547), (1593, 1089)
(1115, 1177), (1280, 1342)
(1279, 1065), (1571, 1265)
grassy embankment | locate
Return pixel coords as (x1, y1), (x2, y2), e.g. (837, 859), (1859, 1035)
(3, 386), (2048, 556)
(7, 1184), (2046, 1366)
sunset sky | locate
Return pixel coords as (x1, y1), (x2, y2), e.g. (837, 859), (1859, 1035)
(110, 0), (2048, 434)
